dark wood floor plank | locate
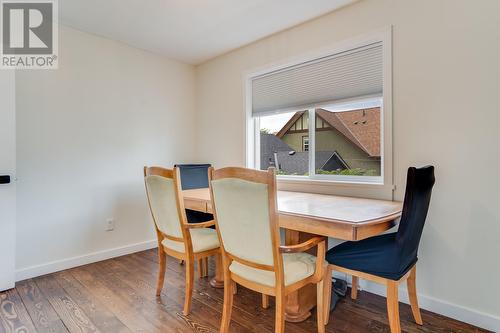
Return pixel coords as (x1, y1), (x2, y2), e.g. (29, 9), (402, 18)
(72, 263), (191, 332)
(95, 258), (222, 333)
(16, 279), (69, 333)
(0, 288), (38, 333)
(123, 252), (279, 333)
(112, 254), (270, 333)
(69, 266), (163, 333)
(35, 275), (100, 333)
(51, 271), (131, 333)
(2, 249), (488, 333)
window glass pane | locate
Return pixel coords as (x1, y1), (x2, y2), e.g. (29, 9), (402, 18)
(314, 103), (381, 177)
(302, 136), (309, 152)
(259, 111), (309, 176)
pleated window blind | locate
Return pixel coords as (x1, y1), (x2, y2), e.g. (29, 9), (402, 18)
(251, 42), (383, 116)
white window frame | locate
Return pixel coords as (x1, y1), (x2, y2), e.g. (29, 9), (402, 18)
(302, 136), (309, 152)
(244, 27), (393, 195)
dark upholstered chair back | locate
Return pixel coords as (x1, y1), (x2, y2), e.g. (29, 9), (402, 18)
(175, 164), (211, 190)
(396, 166), (435, 263)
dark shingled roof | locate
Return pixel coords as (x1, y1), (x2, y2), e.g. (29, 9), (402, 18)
(260, 133), (292, 170)
(260, 133), (349, 174)
(275, 151), (348, 175)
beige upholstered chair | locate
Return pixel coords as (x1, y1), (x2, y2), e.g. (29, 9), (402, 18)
(209, 167), (327, 333)
(144, 166), (220, 315)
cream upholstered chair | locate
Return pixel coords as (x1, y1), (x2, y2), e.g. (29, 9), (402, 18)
(209, 167), (327, 333)
(144, 166), (220, 315)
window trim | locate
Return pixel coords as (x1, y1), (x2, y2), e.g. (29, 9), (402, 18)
(244, 27), (393, 193)
(302, 136), (309, 152)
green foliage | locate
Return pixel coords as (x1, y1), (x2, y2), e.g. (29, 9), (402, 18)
(275, 168), (377, 177)
(276, 170), (307, 176)
(260, 128), (272, 134)
(315, 168), (378, 176)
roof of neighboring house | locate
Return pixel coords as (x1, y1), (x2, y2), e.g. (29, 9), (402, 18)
(275, 150), (348, 174)
(260, 133), (293, 170)
(276, 111), (306, 138)
(319, 151), (349, 171)
(276, 107), (381, 157)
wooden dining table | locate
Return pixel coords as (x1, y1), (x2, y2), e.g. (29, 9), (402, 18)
(183, 188), (402, 322)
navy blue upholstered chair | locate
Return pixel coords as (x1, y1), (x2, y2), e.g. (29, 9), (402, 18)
(175, 164), (214, 276)
(325, 166), (435, 333)
(175, 164), (214, 224)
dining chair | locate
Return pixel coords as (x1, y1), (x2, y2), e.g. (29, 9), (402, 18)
(324, 166), (435, 333)
(175, 164), (214, 277)
(175, 163), (214, 223)
(209, 166), (327, 333)
(143, 166), (220, 315)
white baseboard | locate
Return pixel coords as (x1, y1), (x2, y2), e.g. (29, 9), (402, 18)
(332, 272), (499, 332)
(15, 239), (157, 282)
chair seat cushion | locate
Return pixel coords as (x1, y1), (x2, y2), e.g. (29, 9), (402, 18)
(229, 252), (318, 287)
(326, 233), (416, 281)
(162, 228), (219, 253)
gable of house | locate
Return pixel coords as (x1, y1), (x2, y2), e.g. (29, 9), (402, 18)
(276, 107), (381, 157)
(316, 108), (380, 157)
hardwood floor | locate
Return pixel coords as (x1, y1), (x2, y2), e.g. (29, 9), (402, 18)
(0, 249), (489, 333)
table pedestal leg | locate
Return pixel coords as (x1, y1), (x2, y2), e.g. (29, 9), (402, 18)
(284, 229), (325, 322)
(210, 253), (224, 289)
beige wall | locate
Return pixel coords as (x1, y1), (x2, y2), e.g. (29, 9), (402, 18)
(16, 26), (196, 277)
(281, 132), (306, 152)
(0, 71), (16, 291)
(195, 0), (500, 329)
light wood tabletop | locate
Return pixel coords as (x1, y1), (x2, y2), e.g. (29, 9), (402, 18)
(183, 188), (402, 241)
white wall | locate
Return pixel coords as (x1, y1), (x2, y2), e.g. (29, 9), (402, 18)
(195, 0), (500, 330)
(15, 26), (196, 277)
(0, 70), (16, 291)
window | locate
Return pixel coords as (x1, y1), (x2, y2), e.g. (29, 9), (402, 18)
(256, 97), (381, 178)
(314, 98), (382, 177)
(259, 111), (307, 176)
(302, 136), (309, 152)
(247, 31), (392, 185)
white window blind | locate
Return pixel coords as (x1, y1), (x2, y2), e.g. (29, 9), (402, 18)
(251, 42), (383, 116)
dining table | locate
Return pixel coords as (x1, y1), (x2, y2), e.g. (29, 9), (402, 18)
(183, 188), (402, 322)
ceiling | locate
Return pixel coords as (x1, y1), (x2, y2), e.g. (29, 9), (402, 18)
(59, 0), (356, 65)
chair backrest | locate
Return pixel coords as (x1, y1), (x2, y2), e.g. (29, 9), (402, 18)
(209, 167), (280, 269)
(396, 166), (435, 260)
(175, 164), (211, 190)
(144, 166), (186, 239)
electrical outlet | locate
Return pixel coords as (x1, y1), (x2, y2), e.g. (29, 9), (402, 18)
(106, 218), (115, 231)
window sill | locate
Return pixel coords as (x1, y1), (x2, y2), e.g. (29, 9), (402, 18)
(276, 176), (395, 200)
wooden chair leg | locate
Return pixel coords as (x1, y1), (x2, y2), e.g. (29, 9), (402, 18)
(197, 259), (203, 278)
(232, 281), (237, 295)
(203, 257), (209, 277)
(407, 266), (423, 325)
(183, 259), (194, 315)
(262, 294), (269, 309)
(275, 289), (285, 333)
(156, 249), (167, 296)
(351, 276), (359, 300)
(220, 277), (234, 333)
(323, 268), (332, 325)
(214, 253), (223, 284)
(316, 279), (326, 333)
(386, 281), (401, 333)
